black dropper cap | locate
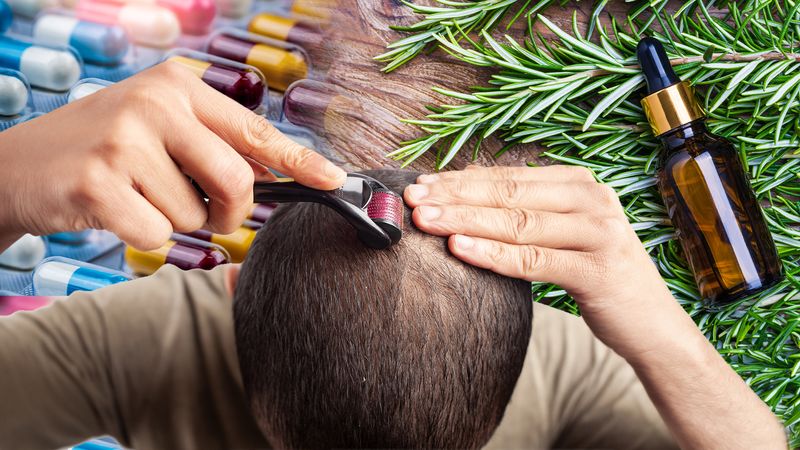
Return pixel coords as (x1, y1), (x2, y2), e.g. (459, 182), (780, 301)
(637, 37), (681, 94)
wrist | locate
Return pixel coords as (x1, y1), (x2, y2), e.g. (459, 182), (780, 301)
(621, 297), (714, 369)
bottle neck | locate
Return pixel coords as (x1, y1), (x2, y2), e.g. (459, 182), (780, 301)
(658, 119), (708, 155)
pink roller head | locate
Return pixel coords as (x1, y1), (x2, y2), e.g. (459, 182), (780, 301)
(366, 189), (403, 244)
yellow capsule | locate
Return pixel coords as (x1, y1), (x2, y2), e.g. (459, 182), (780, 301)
(207, 32), (308, 92)
(185, 227), (256, 263)
(125, 240), (229, 275)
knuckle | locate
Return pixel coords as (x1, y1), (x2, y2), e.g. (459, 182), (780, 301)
(499, 180), (523, 204)
(509, 209), (538, 243)
(284, 146), (317, 172)
(593, 216), (627, 238)
(158, 60), (190, 81)
(70, 161), (109, 208)
(486, 241), (507, 264)
(220, 159), (255, 202)
(439, 180), (464, 201)
(241, 114), (275, 157)
(569, 166), (595, 182)
(594, 184), (619, 207)
(454, 206), (477, 227)
(520, 246), (544, 276)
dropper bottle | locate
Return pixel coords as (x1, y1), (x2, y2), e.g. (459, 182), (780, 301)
(637, 37), (783, 304)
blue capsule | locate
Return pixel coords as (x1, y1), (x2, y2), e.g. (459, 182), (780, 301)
(0, 37), (82, 91)
(0, 0), (12, 33)
(33, 257), (131, 295)
(33, 14), (129, 66)
(47, 230), (92, 244)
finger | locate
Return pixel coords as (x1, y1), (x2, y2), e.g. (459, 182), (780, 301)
(101, 186), (173, 251)
(245, 157), (278, 182)
(404, 179), (615, 213)
(129, 138), (208, 234)
(417, 165), (596, 184)
(447, 235), (590, 289)
(186, 79), (346, 190)
(413, 205), (610, 250)
(165, 121), (254, 234)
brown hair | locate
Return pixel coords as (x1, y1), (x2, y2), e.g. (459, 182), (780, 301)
(234, 169), (532, 449)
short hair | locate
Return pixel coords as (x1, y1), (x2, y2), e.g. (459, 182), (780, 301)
(234, 169), (532, 449)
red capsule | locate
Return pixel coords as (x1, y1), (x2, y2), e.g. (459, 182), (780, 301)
(169, 55), (265, 110)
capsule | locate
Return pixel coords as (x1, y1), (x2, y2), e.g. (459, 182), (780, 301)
(168, 56), (264, 110)
(0, 37), (82, 91)
(0, 71), (29, 116)
(67, 78), (111, 103)
(125, 240), (229, 275)
(242, 218), (263, 230)
(0, 234), (46, 270)
(206, 33), (308, 91)
(183, 227), (256, 263)
(282, 78), (345, 132)
(249, 203), (276, 223)
(5, 0), (57, 18)
(47, 230), (92, 244)
(155, 0), (215, 35)
(0, 0), (12, 33)
(33, 15), (130, 66)
(33, 257), (131, 295)
(216, 0), (251, 19)
(0, 296), (52, 316)
(71, 439), (123, 450)
(76, 0), (180, 48)
(248, 13), (323, 52)
(290, 0), (332, 22)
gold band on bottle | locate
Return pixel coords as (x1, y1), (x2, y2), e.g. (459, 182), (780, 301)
(641, 81), (705, 136)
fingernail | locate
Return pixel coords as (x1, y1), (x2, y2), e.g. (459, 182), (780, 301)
(406, 184), (429, 201)
(418, 206), (441, 222)
(454, 235), (474, 251)
(323, 161), (346, 182)
(417, 174), (438, 184)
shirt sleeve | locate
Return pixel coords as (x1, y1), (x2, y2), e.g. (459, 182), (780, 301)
(0, 265), (268, 450)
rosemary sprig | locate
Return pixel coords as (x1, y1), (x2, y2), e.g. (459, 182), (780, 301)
(381, 0), (800, 443)
(374, 0), (558, 72)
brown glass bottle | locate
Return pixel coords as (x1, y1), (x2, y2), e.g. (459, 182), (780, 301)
(657, 121), (783, 303)
(638, 37), (783, 304)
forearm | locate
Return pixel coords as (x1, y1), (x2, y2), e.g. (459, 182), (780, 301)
(626, 298), (786, 449)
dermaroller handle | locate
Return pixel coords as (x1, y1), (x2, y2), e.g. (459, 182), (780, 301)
(193, 176), (396, 249)
(252, 179), (393, 249)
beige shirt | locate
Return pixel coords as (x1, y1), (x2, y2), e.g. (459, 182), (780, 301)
(0, 265), (675, 449)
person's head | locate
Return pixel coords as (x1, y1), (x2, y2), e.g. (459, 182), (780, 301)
(233, 169), (532, 449)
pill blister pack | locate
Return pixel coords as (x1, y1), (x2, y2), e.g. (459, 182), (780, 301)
(0, 230), (124, 294)
(0, 0), (330, 297)
(0, 1), (327, 446)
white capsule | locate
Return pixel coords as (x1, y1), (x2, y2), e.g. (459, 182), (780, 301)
(21, 46), (82, 91)
(0, 234), (46, 270)
(67, 80), (109, 103)
(0, 74), (28, 116)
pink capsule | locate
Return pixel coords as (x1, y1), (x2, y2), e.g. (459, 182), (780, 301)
(76, 0), (180, 48)
(156, 0), (215, 35)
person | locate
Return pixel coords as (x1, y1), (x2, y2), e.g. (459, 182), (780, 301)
(234, 170), (533, 448)
(0, 61), (347, 253)
(0, 168), (787, 449)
